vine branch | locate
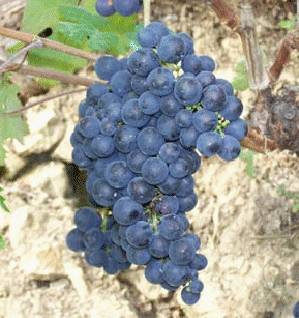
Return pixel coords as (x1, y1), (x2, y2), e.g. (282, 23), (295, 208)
(0, 88), (86, 116)
(0, 60), (99, 87)
(241, 128), (278, 153)
(0, 26), (98, 61)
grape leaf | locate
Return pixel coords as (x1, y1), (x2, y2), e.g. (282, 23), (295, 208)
(0, 186), (9, 213)
(0, 82), (29, 166)
(278, 19), (296, 30)
(0, 235), (5, 250)
(232, 61), (249, 91)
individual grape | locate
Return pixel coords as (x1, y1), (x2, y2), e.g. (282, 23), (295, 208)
(83, 228), (105, 250)
(142, 157), (169, 185)
(197, 132), (222, 157)
(178, 33), (194, 56)
(169, 157), (191, 179)
(127, 177), (156, 204)
(174, 75), (203, 106)
(198, 55), (216, 71)
(86, 173), (100, 194)
(215, 78), (234, 96)
(186, 151), (201, 173)
(155, 195), (179, 215)
(111, 224), (121, 245)
(178, 193), (198, 212)
(160, 94), (183, 117)
(176, 213), (189, 232)
(104, 161), (134, 188)
(190, 254), (208, 270)
(220, 95), (243, 121)
(114, 125), (139, 153)
(157, 115), (180, 141)
(82, 139), (98, 160)
(158, 214), (185, 240)
(218, 135), (241, 161)
(188, 279), (204, 293)
(103, 256), (119, 274)
(160, 281), (177, 291)
(184, 233), (201, 250)
(158, 142), (181, 164)
(95, 56), (121, 81)
(70, 126), (85, 147)
(110, 70), (132, 97)
(127, 149), (148, 173)
(98, 92), (122, 108)
(91, 180), (120, 207)
(78, 100), (87, 118)
(182, 55), (201, 75)
(131, 75), (148, 95)
(110, 245), (129, 263)
(85, 249), (107, 267)
(147, 67), (175, 96)
(66, 228), (85, 252)
(86, 83), (109, 104)
(95, 0), (115, 17)
(169, 237), (196, 265)
(176, 175), (194, 197)
(121, 98), (150, 128)
(223, 118), (248, 141)
(113, 0), (140, 16)
(126, 246), (151, 265)
(78, 116), (100, 138)
(138, 91), (160, 115)
(293, 302), (299, 318)
(138, 21), (170, 48)
(91, 135), (115, 157)
(145, 260), (164, 284)
(192, 109), (218, 134)
(197, 71), (216, 87)
(126, 221), (153, 248)
(74, 207), (101, 232)
(72, 146), (92, 169)
(181, 288), (201, 305)
(163, 261), (189, 287)
(180, 126), (200, 148)
(158, 175), (181, 195)
(127, 48), (160, 77)
(149, 235), (170, 258)
(175, 109), (192, 128)
(157, 34), (185, 63)
(201, 84), (227, 112)
(137, 127), (164, 156)
(113, 197), (144, 225)
(99, 118), (117, 136)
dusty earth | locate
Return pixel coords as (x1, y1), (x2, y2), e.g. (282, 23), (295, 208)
(0, 1), (298, 318)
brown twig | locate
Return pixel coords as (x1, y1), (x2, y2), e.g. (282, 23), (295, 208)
(0, 26), (98, 61)
(210, 0), (240, 31)
(1, 60), (99, 87)
(268, 31), (299, 83)
(0, 88), (86, 116)
(241, 127), (278, 153)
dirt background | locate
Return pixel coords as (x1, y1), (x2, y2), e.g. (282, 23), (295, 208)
(0, 1), (299, 318)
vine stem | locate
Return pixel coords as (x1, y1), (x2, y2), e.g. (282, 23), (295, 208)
(0, 60), (100, 87)
(0, 26), (98, 61)
(0, 88), (87, 116)
(144, 0), (151, 26)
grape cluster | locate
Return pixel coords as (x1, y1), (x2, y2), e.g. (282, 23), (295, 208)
(294, 302), (299, 318)
(96, 0), (142, 17)
(67, 21), (247, 305)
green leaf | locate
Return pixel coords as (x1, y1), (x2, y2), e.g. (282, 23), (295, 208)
(0, 81), (29, 166)
(0, 186), (9, 213)
(0, 235), (5, 250)
(239, 149), (255, 178)
(278, 19), (296, 30)
(232, 61), (249, 91)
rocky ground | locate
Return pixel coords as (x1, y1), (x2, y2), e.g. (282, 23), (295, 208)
(0, 1), (298, 317)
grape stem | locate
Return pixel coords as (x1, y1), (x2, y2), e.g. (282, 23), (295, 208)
(241, 128), (278, 153)
(0, 59), (101, 87)
(0, 88), (87, 116)
(0, 26), (98, 61)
